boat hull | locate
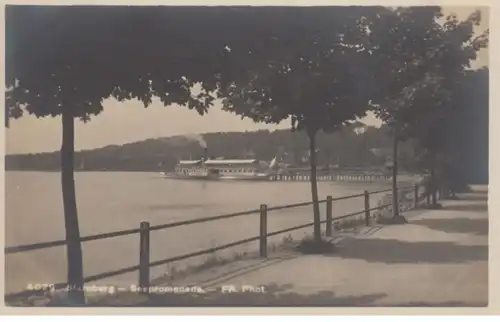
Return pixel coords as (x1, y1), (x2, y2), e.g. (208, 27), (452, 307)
(218, 174), (271, 181)
(161, 172), (271, 181)
(162, 173), (219, 180)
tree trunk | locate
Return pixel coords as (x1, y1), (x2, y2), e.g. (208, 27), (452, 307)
(392, 134), (399, 217)
(61, 108), (85, 304)
(430, 155), (438, 206)
(308, 131), (321, 243)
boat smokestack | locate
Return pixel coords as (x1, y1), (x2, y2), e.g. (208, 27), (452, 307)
(204, 147), (208, 160)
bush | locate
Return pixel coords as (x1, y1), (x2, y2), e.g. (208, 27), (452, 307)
(376, 215), (408, 225)
(296, 236), (336, 254)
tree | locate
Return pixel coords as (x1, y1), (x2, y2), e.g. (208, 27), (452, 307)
(409, 11), (489, 204)
(367, 7), (488, 213)
(220, 7), (380, 243)
(450, 67), (489, 184)
(5, 6), (222, 304)
(414, 66), (489, 199)
(379, 73), (450, 210)
(366, 7), (445, 215)
(3, 6), (252, 303)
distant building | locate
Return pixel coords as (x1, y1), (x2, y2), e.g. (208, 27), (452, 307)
(353, 124), (368, 135)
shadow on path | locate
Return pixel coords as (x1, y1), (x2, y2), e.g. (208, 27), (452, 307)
(87, 283), (387, 307)
(461, 191), (488, 201)
(441, 203), (488, 212)
(328, 238), (488, 264)
(395, 301), (487, 307)
(410, 218), (488, 236)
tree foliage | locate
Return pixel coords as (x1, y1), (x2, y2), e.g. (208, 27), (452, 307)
(415, 67), (489, 187)
(453, 67), (489, 184)
(219, 8), (380, 134)
(402, 11), (489, 194)
(362, 7), (488, 209)
(5, 6), (235, 122)
(6, 6), (386, 123)
(367, 7), (488, 139)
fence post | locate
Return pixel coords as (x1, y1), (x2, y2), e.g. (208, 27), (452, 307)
(326, 196), (333, 237)
(413, 184), (419, 209)
(364, 190), (370, 226)
(260, 204), (268, 258)
(138, 221), (150, 293)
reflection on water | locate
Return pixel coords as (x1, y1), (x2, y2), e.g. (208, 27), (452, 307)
(147, 203), (219, 211)
(6, 171), (392, 240)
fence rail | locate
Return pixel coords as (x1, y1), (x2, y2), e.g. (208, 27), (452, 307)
(5, 184), (427, 301)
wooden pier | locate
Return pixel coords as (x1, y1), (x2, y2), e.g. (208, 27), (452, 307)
(269, 172), (391, 182)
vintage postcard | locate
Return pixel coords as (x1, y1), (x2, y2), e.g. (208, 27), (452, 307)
(1, 0), (496, 316)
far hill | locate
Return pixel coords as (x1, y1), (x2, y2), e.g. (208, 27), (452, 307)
(5, 124), (419, 172)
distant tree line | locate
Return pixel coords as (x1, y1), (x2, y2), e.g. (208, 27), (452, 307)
(5, 123), (421, 173)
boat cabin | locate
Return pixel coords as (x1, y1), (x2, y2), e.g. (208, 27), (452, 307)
(174, 160), (203, 175)
(203, 159), (261, 174)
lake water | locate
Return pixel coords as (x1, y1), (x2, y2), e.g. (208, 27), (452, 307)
(5, 171), (396, 294)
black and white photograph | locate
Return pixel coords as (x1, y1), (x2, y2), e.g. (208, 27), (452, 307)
(3, 2), (490, 309)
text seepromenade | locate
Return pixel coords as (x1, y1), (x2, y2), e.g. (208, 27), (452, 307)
(27, 284), (267, 295)
(27, 283), (206, 294)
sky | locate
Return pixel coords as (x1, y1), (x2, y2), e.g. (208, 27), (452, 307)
(5, 6), (489, 155)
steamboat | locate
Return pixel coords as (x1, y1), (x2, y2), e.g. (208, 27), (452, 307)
(162, 148), (279, 181)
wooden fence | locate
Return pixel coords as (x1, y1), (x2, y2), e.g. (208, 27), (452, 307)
(4, 184), (426, 301)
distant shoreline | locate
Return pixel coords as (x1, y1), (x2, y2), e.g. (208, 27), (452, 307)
(5, 170), (420, 185)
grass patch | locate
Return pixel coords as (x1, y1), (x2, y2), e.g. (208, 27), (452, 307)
(153, 235), (300, 284)
(373, 204), (409, 225)
(333, 216), (367, 231)
(370, 194), (415, 226)
(296, 235), (336, 255)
